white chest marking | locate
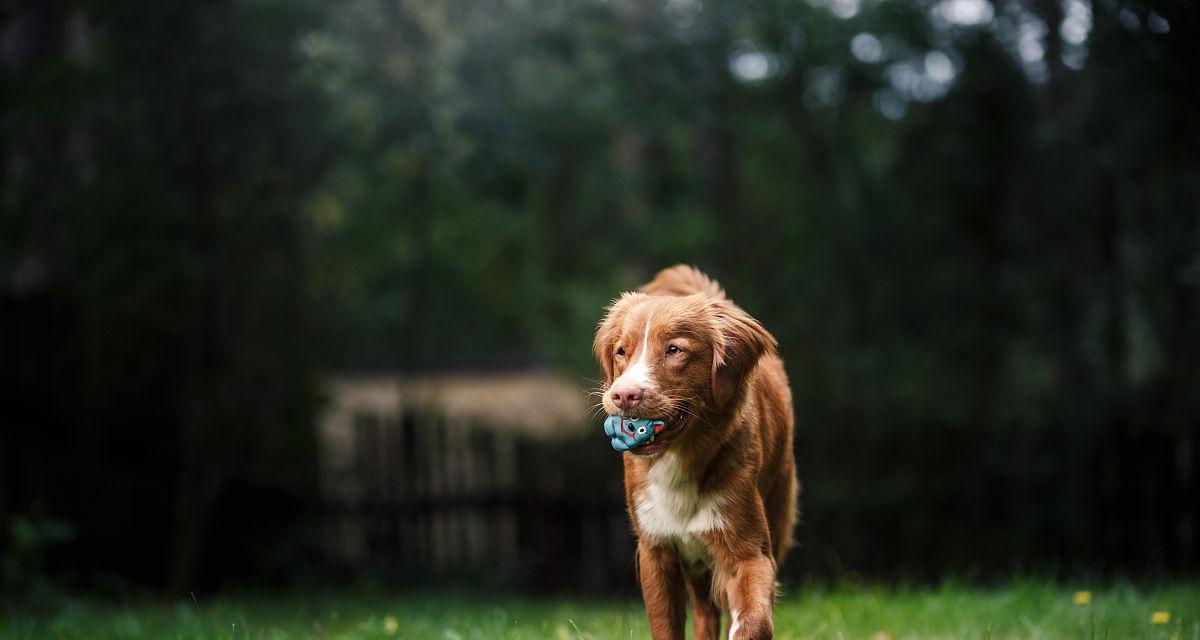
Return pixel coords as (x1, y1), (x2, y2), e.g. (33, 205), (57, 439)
(634, 453), (725, 555)
(729, 610), (742, 638)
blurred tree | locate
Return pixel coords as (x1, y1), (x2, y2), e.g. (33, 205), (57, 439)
(3, 0), (326, 590)
(3, 0), (1197, 589)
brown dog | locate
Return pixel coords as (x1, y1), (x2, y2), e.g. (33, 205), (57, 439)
(594, 265), (798, 640)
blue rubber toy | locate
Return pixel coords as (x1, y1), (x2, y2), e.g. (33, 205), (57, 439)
(604, 415), (667, 452)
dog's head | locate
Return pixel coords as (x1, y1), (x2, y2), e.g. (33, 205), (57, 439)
(593, 289), (776, 456)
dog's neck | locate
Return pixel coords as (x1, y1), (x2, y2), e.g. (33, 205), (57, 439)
(637, 387), (755, 492)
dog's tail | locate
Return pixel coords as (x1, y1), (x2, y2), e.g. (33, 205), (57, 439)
(640, 264), (726, 298)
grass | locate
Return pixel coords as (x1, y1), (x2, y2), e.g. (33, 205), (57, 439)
(1, 582), (1196, 639)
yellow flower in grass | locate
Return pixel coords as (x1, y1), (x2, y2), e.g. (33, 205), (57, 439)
(1150, 611), (1170, 625)
(383, 614), (399, 635)
(1072, 591), (1092, 605)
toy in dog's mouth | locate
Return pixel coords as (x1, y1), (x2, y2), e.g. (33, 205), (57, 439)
(603, 410), (690, 455)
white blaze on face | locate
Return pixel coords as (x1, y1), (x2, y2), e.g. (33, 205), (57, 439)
(614, 318), (654, 391)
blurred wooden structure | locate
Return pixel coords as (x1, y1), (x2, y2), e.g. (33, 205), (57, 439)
(317, 370), (636, 592)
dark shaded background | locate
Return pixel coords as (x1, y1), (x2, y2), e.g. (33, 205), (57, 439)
(2, 0), (1197, 598)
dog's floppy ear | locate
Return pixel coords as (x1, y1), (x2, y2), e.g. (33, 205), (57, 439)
(593, 315), (619, 386)
(593, 293), (643, 386)
(709, 299), (777, 409)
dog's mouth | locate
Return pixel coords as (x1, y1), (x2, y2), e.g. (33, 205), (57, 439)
(628, 409), (690, 457)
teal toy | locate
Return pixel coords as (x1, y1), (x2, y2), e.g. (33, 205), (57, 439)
(604, 415), (667, 452)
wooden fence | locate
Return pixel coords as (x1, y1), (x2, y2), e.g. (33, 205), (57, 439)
(319, 375), (638, 593)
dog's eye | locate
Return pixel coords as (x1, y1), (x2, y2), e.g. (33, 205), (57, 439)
(666, 345), (680, 355)
(616, 347), (626, 356)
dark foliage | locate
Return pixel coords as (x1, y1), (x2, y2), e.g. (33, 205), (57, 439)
(2, 0), (1197, 593)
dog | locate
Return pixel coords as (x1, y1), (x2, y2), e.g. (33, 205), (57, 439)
(594, 264), (798, 640)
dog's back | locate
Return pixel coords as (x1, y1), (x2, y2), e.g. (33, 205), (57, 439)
(749, 350), (798, 562)
(640, 264), (727, 298)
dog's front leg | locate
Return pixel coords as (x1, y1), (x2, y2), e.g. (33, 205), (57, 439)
(720, 553), (775, 640)
(637, 540), (686, 640)
(684, 566), (722, 640)
(702, 503), (777, 640)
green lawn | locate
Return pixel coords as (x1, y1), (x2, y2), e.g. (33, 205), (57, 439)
(2, 583), (1196, 639)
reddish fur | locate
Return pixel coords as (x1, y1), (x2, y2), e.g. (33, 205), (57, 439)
(594, 265), (799, 640)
